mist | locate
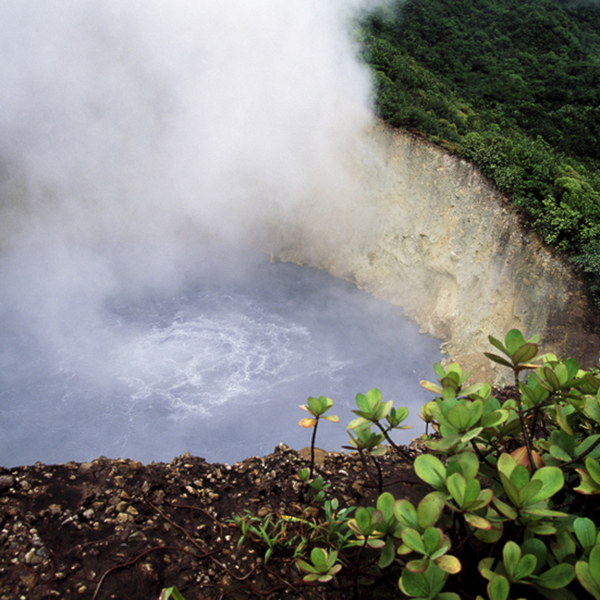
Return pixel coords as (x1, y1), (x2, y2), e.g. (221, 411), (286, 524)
(0, 1), (375, 243)
(0, 1), (379, 350)
(0, 1), (442, 467)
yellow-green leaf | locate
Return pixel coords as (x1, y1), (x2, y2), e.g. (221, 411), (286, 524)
(435, 555), (461, 574)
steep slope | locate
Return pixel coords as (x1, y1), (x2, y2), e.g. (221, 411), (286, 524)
(271, 122), (600, 383)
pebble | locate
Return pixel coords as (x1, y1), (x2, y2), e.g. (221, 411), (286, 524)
(116, 513), (133, 524)
(128, 531), (147, 543)
(24, 549), (43, 565)
(0, 475), (14, 490)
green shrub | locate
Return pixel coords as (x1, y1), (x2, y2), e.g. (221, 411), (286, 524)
(226, 329), (600, 599)
(358, 0), (600, 306)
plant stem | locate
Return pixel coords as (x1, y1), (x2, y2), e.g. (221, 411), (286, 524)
(374, 421), (414, 461)
(559, 435), (600, 468)
(470, 439), (496, 470)
(514, 368), (537, 473)
(309, 418), (319, 479)
(353, 538), (369, 600)
(368, 453), (383, 495)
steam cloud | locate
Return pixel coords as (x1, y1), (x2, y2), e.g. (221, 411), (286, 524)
(0, 2), (391, 461)
(0, 0), (382, 340)
(0, 2), (375, 244)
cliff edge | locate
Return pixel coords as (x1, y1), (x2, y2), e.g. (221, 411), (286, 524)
(270, 122), (600, 383)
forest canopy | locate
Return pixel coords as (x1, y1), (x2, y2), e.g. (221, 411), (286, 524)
(359, 0), (600, 304)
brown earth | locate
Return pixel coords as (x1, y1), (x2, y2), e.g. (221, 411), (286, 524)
(0, 442), (433, 600)
(0, 389), (530, 600)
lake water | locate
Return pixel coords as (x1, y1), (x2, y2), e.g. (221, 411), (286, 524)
(0, 259), (441, 467)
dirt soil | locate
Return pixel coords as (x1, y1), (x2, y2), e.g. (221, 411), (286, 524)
(0, 442), (434, 600)
(0, 388), (523, 600)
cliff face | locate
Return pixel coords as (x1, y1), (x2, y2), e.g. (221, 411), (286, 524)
(271, 122), (600, 383)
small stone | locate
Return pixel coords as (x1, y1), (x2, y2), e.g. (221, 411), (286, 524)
(352, 480), (364, 496)
(20, 573), (37, 588)
(79, 462), (93, 472)
(0, 475), (14, 490)
(116, 513), (133, 524)
(126, 506), (139, 516)
(120, 491), (131, 500)
(82, 509), (94, 520)
(115, 501), (128, 513)
(24, 549), (43, 565)
(128, 531), (147, 543)
(299, 446), (326, 466)
(303, 507), (319, 520)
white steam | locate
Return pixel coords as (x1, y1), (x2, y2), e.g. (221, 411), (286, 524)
(0, 0), (382, 341)
(0, 1), (393, 464)
(0, 1), (375, 252)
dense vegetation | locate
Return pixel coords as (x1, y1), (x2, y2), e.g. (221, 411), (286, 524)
(164, 330), (600, 599)
(358, 0), (600, 304)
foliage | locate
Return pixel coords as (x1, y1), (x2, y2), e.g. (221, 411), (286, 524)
(358, 0), (600, 306)
(299, 395), (339, 479)
(225, 328), (600, 598)
(296, 547), (342, 583)
(227, 510), (298, 564)
(159, 587), (185, 600)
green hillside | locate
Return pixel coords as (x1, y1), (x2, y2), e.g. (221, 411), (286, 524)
(359, 0), (600, 304)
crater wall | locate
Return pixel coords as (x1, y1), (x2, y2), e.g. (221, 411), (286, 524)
(271, 122), (600, 383)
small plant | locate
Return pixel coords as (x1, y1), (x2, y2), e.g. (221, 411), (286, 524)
(478, 539), (575, 599)
(307, 475), (330, 504)
(295, 467), (311, 483)
(230, 328), (600, 599)
(299, 395), (339, 479)
(159, 587), (185, 600)
(347, 388), (413, 460)
(319, 498), (356, 551)
(296, 547), (342, 583)
(227, 511), (294, 564)
(344, 422), (387, 493)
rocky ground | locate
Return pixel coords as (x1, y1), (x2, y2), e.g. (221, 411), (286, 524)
(0, 387), (528, 600)
(0, 442), (430, 600)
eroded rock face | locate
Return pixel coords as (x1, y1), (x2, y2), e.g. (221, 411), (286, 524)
(271, 122), (600, 383)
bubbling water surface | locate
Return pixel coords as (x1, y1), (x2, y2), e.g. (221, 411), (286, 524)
(0, 260), (441, 466)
